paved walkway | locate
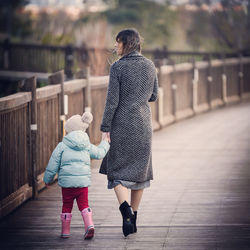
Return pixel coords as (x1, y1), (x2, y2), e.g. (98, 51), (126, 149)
(1, 102), (250, 250)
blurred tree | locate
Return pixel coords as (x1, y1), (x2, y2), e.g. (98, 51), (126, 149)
(0, 0), (32, 39)
(186, 10), (212, 50)
(189, 0), (250, 51)
(190, 0), (212, 5)
(213, 0), (250, 50)
(33, 10), (75, 45)
(100, 0), (175, 49)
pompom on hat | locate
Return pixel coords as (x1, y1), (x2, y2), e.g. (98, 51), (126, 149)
(64, 111), (93, 133)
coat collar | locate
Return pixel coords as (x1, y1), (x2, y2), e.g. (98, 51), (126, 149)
(120, 51), (142, 60)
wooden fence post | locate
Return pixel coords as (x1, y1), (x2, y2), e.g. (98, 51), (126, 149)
(156, 66), (163, 128)
(84, 67), (92, 113)
(221, 54), (228, 104)
(3, 38), (10, 70)
(207, 54), (213, 109)
(171, 62), (177, 118)
(238, 53), (244, 100)
(49, 70), (65, 139)
(192, 58), (199, 113)
(65, 45), (74, 80)
(153, 46), (168, 67)
(22, 76), (38, 199)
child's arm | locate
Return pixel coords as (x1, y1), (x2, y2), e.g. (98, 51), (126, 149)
(88, 140), (110, 160)
(43, 143), (64, 184)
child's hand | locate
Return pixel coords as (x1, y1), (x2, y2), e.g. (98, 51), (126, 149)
(102, 132), (111, 143)
(45, 183), (49, 188)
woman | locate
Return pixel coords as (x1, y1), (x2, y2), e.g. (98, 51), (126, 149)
(100, 28), (158, 237)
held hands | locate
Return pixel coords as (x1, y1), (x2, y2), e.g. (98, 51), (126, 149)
(102, 132), (111, 143)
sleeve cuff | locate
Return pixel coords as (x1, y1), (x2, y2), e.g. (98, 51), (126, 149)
(100, 140), (110, 151)
(100, 125), (111, 132)
(148, 95), (157, 102)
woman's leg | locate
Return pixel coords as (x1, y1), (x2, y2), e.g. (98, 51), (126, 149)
(130, 189), (144, 233)
(114, 184), (134, 236)
(114, 184), (129, 204)
(130, 189), (144, 211)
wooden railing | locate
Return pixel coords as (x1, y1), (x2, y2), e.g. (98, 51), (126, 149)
(0, 56), (250, 219)
(1, 39), (248, 79)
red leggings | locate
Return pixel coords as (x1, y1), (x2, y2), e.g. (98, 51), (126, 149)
(61, 187), (88, 213)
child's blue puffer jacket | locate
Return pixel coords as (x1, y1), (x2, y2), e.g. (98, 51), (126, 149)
(43, 130), (110, 188)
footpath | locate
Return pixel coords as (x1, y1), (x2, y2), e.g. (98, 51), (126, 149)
(1, 102), (250, 250)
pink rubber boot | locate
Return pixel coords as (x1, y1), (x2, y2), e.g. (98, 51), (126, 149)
(60, 213), (72, 238)
(81, 207), (95, 239)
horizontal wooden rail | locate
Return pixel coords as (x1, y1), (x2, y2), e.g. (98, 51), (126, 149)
(0, 92), (31, 111)
(1, 39), (249, 79)
(0, 70), (50, 81)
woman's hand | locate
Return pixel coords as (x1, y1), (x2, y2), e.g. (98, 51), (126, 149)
(102, 132), (111, 143)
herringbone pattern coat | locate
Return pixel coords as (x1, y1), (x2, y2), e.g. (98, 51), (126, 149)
(99, 51), (158, 182)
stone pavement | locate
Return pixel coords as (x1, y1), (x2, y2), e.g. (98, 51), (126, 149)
(1, 102), (250, 250)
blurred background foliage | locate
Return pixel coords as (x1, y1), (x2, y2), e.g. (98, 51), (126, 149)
(0, 0), (249, 52)
(101, 0), (175, 48)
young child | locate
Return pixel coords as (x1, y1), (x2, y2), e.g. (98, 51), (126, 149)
(43, 111), (110, 239)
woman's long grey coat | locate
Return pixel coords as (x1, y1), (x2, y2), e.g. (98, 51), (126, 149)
(99, 51), (158, 183)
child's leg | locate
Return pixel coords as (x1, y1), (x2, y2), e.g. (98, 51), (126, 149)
(77, 188), (94, 239)
(76, 187), (94, 239)
(61, 188), (75, 213)
(76, 187), (89, 211)
(61, 188), (75, 238)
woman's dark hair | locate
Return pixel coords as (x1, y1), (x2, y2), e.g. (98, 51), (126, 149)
(116, 28), (142, 56)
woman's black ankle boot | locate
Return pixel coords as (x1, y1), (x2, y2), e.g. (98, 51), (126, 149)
(119, 201), (135, 237)
(131, 211), (137, 233)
